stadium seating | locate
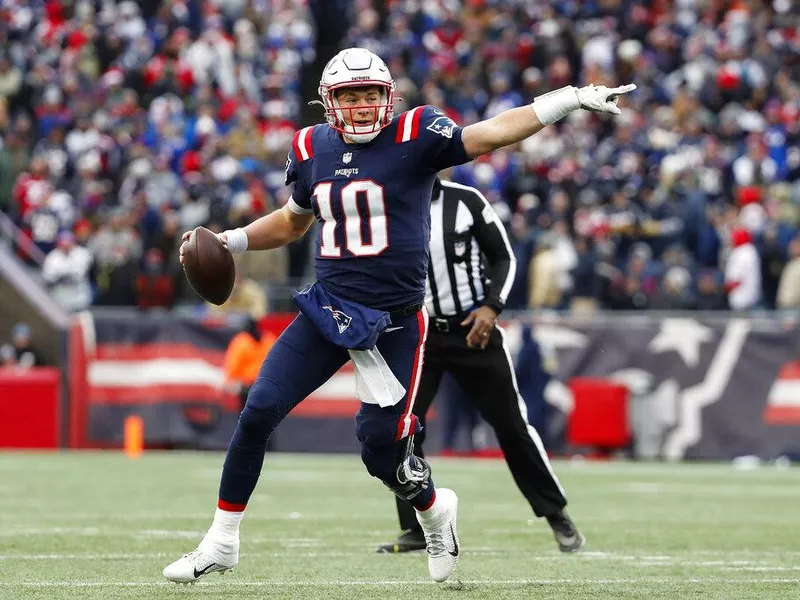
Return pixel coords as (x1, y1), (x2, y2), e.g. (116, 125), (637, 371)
(0, 0), (798, 314)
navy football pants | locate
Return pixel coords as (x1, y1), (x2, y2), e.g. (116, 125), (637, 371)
(218, 308), (431, 509)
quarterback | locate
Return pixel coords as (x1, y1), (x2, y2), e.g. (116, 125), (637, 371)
(163, 47), (634, 584)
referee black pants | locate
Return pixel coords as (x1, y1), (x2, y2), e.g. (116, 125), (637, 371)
(395, 323), (568, 531)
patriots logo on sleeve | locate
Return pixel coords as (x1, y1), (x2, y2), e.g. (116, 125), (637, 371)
(284, 155), (292, 185)
(427, 116), (456, 139)
(323, 306), (353, 334)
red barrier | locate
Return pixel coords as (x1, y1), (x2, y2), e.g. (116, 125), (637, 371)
(68, 319), (89, 449)
(0, 367), (61, 449)
(567, 377), (631, 451)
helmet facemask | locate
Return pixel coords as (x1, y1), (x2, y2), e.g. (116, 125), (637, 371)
(319, 81), (395, 144)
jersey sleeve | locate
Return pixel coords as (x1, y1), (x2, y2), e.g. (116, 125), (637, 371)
(463, 190), (516, 314)
(405, 105), (470, 172)
(284, 147), (313, 214)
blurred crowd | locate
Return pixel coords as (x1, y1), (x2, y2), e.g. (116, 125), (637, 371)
(1, 0), (799, 315)
(0, 0), (313, 313)
(0, 323), (45, 369)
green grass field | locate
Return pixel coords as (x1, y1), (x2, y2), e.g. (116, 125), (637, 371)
(0, 452), (798, 599)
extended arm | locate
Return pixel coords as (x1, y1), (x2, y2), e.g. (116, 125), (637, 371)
(461, 105), (546, 159)
(179, 204), (314, 264)
(237, 204), (314, 251)
(461, 83), (636, 158)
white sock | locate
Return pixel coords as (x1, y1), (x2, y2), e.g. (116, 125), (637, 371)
(415, 493), (444, 528)
(208, 507), (244, 540)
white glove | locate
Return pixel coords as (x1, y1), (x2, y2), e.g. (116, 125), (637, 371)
(532, 83), (636, 125)
(576, 83), (637, 115)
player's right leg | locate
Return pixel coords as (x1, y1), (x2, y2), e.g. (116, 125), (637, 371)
(376, 357), (443, 554)
(359, 308), (460, 582)
(163, 314), (348, 583)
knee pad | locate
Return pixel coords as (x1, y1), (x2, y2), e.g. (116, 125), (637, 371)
(362, 436), (432, 501)
(387, 454), (432, 501)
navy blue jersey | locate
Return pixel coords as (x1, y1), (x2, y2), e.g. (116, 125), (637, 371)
(285, 105), (470, 311)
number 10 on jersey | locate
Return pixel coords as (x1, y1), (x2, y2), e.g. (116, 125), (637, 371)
(313, 180), (389, 258)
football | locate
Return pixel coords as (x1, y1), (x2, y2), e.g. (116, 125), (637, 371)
(182, 227), (235, 306)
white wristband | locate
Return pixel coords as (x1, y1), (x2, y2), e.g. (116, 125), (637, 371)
(224, 228), (248, 255)
(531, 86), (581, 126)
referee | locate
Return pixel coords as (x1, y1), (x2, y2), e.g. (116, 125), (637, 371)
(377, 178), (585, 554)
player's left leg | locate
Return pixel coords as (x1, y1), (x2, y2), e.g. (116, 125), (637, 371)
(356, 308), (460, 582)
(163, 314), (349, 583)
(450, 325), (584, 552)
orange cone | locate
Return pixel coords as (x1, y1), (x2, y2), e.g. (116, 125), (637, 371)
(124, 415), (144, 459)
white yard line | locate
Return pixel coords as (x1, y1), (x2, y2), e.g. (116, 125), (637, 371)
(0, 553), (167, 560)
(0, 551), (797, 571)
(0, 527), (100, 537)
(1, 578), (799, 588)
(721, 566), (800, 572)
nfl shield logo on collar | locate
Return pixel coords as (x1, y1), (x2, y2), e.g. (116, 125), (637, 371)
(342, 152), (352, 164)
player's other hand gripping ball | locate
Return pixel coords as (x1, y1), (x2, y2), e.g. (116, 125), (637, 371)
(181, 227), (235, 305)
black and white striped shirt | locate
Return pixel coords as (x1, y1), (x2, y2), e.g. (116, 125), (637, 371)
(425, 180), (516, 318)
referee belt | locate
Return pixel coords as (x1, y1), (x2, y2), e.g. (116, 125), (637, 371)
(430, 313), (470, 333)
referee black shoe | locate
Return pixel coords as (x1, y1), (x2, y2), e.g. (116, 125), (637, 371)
(546, 510), (585, 552)
(376, 528), (426, 553)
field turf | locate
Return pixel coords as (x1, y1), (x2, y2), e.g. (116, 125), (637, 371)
(0, 452), (798, 599)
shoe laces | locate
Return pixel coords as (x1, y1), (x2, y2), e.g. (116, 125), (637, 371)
(183, 548), (215, 568)
(425, 530), (446, 557)
(182, 549), (203, 562)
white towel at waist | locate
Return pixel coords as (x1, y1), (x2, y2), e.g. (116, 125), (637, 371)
(348, 347), (406, 407)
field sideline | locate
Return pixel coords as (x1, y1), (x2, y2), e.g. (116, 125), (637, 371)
(0, 452), (798, 599)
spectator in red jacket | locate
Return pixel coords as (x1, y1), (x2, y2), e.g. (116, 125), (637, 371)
(136, 249), (175, 310)
(725, 228), (762, 311)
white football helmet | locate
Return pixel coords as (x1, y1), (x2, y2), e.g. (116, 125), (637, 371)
(318, 47), (396, 143)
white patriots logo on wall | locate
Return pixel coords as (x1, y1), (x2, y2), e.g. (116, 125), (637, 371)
(527, 317), (753, 460)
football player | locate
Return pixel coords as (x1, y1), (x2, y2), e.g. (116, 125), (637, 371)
(164, 47), (634, 584)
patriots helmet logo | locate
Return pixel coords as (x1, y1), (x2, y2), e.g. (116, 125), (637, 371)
(323, 306), (352, 334)
(426, 116), (456, 139)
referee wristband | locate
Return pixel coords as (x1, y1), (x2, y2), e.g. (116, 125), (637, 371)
(485, 301), (504, 315)
(531, 86), (581, 126)
(223, 228), (248, 255)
